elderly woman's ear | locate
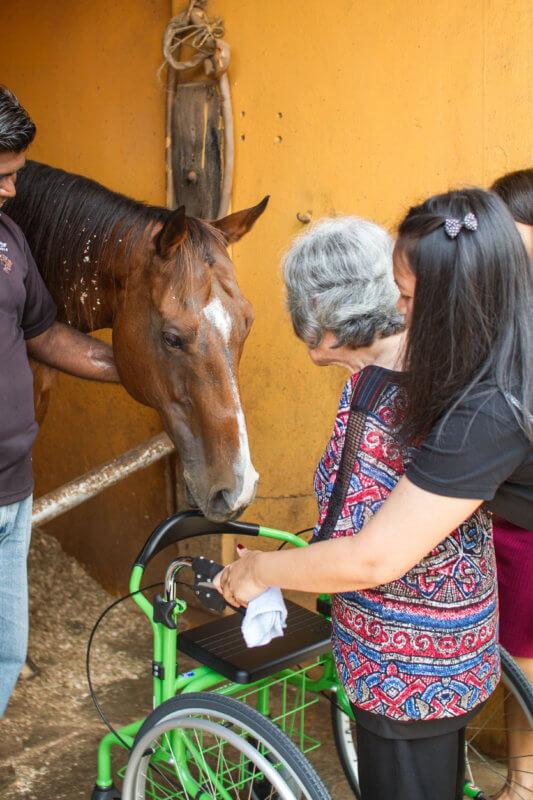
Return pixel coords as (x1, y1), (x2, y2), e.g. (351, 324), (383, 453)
(308, 331), (358, 371)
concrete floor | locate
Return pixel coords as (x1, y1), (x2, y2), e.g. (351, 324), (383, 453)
(0, 528), (351, 800)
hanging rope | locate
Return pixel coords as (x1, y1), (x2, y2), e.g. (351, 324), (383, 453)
(162, 1), (234, 217)
(163, 1), (228, 76)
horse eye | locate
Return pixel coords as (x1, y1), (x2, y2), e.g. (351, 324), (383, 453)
(161, 331), (185, 350)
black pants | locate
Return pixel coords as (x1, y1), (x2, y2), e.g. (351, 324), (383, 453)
(356, 721), (466, 800)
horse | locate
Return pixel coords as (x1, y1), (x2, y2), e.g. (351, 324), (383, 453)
(4, 161), (268, 521)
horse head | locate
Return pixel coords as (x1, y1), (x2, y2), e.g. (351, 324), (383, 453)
(112, 198), (268, 521)
(3, 161), (268, 522)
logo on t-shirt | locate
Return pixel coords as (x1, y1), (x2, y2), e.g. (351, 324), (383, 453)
(0, 252), (13, 273)
(0, 241), (8, 253)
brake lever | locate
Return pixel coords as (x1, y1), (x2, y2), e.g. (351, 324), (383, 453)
(192, 556), (244, 615)
(195, 581), (245, 615)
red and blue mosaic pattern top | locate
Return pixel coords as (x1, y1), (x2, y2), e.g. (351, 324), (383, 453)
(314, 367), (499, 722)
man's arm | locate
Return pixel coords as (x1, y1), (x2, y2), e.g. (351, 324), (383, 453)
(26, 321), (119, 383)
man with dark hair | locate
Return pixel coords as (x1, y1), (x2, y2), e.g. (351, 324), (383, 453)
(0, 85), (120, 717)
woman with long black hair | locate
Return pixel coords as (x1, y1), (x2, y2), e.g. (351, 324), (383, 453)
(216, 187), (533, 800)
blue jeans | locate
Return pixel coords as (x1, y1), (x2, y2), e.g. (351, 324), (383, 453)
(0, 495), (32, 717)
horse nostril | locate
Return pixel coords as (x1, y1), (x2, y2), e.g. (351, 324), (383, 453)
(209, 490), (231, 516)
(206, 488), (247, 522)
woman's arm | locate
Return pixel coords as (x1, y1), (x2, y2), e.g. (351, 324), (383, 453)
(217, 476), (483, 606)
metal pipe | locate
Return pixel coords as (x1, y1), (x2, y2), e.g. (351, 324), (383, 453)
(164, 557), (193, 600)
(32, 432), (174, 526)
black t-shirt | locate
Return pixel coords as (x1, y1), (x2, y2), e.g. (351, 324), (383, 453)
(406, 386), (533, 529)
(0, 211), (57, 506)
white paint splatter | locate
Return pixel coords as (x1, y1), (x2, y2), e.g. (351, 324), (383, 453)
(88, 346), (113, 373)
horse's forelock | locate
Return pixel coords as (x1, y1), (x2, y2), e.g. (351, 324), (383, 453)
(163, 217), (229, 301)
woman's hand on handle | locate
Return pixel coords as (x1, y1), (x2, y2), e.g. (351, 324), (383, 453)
(214, 545), (267, 607)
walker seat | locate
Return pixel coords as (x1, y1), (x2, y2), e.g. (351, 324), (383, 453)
(177, 600), (331, 683)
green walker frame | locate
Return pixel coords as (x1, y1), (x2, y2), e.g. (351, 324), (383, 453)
(91, 510), (490, 800)
(93, 512), (350, 799)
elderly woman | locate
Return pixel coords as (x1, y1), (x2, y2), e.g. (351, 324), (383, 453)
(217, 207), (506, 800)
(283, 217), (405, 373)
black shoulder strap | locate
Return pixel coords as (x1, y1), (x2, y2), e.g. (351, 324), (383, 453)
(314, 368), (394, 542)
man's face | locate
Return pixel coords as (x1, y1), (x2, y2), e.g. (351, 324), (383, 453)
(0, 151), (25, 208)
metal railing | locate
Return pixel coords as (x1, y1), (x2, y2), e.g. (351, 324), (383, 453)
(32, 432), (174, 527)
(23, 432), (176, 680)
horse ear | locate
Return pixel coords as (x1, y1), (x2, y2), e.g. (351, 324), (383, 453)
(212, 196), (269, 244)
(155, 206), (187, 258)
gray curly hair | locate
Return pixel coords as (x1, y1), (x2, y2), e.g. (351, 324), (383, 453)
(282, 216), (404, 349)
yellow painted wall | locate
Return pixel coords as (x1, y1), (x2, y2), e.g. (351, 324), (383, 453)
(0, 0), (531, 592)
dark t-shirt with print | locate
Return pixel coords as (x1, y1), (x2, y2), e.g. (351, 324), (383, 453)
(407, 387), (533, 529)
(0, 211), (56, 506)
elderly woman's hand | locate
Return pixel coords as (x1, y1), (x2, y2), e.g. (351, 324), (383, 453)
(214, 546), (267, 608)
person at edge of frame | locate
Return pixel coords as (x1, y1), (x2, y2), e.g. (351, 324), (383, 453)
(216, 189), (533, 800)
(490, 167), (533, 800)
(0, 85), (120, 718)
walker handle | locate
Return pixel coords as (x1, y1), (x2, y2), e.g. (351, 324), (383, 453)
(133, 510), (260, 569)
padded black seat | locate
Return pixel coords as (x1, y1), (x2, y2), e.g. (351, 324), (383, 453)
(178, 600), (332, 684)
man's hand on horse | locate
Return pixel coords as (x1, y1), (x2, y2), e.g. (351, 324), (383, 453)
(26, 321), (120, 383)
(214, 545), (267, 608)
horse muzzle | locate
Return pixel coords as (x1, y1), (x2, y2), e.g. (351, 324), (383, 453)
(206, 468), (259, 521)
(184, 464), (259, 522)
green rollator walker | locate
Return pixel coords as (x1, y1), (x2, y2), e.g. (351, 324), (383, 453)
(90, 511), (533, 800)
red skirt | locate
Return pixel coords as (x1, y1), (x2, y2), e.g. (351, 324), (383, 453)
(493, 518), (533, 658)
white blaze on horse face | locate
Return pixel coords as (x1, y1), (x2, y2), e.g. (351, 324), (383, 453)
(229, 376), (259, 509)
(203, 296), (259, 511)
(203, 296), (232, 346)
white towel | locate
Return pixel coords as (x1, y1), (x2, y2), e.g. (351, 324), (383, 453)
(241, 587), (288, 648)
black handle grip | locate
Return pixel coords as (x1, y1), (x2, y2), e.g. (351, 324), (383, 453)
(134, 510), (260, 569)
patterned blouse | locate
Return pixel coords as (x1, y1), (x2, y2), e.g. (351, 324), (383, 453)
(314, 367), (499, 722)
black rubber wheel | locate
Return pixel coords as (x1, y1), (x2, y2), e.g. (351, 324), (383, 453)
(499, 646), (533, 718)
(128, 691), (331, 800)
(465, 646), (533, 797)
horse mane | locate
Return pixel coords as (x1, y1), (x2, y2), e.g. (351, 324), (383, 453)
(4, 161), (223, 323)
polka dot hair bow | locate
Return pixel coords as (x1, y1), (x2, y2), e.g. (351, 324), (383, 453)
(444, 212), (478, 239)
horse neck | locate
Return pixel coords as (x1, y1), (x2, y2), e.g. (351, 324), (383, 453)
(55, 227), (152, 334)
(16, 161), (166, 335)
(55, 252), (119, 333)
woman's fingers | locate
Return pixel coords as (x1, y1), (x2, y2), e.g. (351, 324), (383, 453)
(212, 549), (263, 608)
(226, 575), (244, 608)
(219, 566), (230, 594)
(217, 564), (242, 607)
